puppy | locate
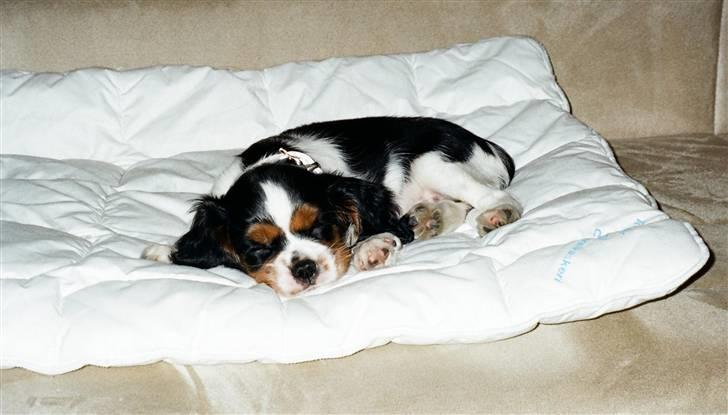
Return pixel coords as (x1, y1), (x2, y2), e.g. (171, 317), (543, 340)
(144, 117), (522, 296)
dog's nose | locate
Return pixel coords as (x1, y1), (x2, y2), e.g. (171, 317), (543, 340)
(291, 258), (318, 285)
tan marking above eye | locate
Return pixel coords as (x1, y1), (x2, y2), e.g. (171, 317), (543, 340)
(247, 222), (283, 245)
(290, 203), (319, 233)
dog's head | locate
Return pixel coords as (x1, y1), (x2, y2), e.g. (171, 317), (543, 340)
(171, 163), (407, 297)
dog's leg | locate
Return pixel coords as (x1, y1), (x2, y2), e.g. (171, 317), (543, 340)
(352, 232), (402, 271)
(408, 153), (522, 237)
(435, 182), (522, 237)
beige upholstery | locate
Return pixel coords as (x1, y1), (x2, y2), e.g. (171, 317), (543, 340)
(716, 0), (728, 134)
(0, 0), (724, 139)
(1, 1), (725, 413)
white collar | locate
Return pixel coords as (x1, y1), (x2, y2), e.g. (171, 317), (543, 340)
(275, 148), (323, 174)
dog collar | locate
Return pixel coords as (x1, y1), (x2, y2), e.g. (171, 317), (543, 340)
(277, 148), (323, 174)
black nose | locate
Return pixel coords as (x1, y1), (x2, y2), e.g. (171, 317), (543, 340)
(291, 258), (318, 284)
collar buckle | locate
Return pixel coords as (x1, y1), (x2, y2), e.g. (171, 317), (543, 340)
(278, 148), (323, 174)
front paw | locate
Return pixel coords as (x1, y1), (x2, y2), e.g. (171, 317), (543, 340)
(142, 244), (174, 263)
(352, 233), (401, 271)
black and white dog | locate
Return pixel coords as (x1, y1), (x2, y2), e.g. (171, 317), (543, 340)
(143, 117), (522, 296)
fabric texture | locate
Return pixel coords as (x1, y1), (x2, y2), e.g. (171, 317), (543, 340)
(0, 0), (722, 139)
(716, 0), (728, 134)
(1, 135), (724, 413)
(0, 37), (708, 375)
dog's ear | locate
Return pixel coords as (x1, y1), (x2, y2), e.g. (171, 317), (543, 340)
(325, 177), (363, 247)
(326, 176), (413, 244)
(170, 196), (239, 269)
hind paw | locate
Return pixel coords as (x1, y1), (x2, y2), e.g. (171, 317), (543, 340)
(407, 201), (470, 240)
(475, 205), (521, 236)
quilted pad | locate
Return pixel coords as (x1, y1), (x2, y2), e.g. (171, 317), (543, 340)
(0, 37), (708, 374)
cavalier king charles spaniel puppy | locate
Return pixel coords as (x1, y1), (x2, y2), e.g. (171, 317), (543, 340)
(144, 116), (521, 297)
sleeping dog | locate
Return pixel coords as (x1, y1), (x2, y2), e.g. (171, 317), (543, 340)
(143, 117), (522, 296)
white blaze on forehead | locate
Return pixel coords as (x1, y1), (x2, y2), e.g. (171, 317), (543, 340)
(260, 181), (294, 232)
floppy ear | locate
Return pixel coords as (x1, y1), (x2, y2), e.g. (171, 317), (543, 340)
(326, 177), (369, 243)
(170, 196), (239, 269)
(338, 207), (361, 249)
(326, 176), (414, 245)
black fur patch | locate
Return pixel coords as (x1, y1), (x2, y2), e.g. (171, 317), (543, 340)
(171, 196), (241, 270)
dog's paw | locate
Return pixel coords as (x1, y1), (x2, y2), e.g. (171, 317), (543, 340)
(474, 204), (521, 236)
(407, 202), (443, 240)
(142, 244), (174, 263)
(352, 233), (401, 271)
(407, 201), (470, 240)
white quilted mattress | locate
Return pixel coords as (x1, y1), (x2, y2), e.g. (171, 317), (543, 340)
(0, 37), (709, 374)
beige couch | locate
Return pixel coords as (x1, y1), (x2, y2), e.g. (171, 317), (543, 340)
(1, 1), (725, 412)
